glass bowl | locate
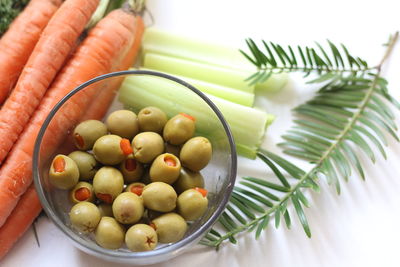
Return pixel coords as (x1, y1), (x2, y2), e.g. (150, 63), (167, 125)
(33, 70), (237, 265)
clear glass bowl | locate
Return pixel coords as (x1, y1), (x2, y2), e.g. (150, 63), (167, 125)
(33, 70), (237, 265)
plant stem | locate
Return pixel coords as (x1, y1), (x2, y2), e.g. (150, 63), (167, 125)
(86, 0), (110, 30)
(378, 32), (399, 69)
(256, 65), (376, 74)
(316, 31), (398, 168)
(205, 32), (399, 248)
(127, 0), (146, 14)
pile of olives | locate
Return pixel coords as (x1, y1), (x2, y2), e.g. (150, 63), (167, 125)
(48, 107), (212, 252)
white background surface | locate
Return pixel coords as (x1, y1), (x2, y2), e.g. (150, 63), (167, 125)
(3, 0), (400, 266)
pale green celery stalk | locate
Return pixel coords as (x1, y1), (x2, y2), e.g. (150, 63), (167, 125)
(143, 28), (255, 70)
(118, 75), (274, 159)
(143, 53), (255, 93)
(142, 27), (288, 92)
(140, 67), (254, 107)
(206, 94), (275, 158)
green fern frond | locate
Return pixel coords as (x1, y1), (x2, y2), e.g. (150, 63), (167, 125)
(201, 32), (399, 248)
(241, 39), (375, 85)
(200, 150), (315, 248)
(202, 75), (398, 247)
(281, 73), (398, 186)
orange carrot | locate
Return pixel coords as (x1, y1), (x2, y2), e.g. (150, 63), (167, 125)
(44, 11), (144, 158)
(0, 0), (99, 164)
(0, 8), (139, 227)
(0, 185), (41, 260)
(0, 0), (62, 105)
(81, 15), (145, 121)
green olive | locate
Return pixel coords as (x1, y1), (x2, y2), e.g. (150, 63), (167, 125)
(93, 135), (125, 165)
(73, 120), (107, 150)
(97, 203), (113, 217)
(68, 151), (98, 180)
(163, 114), (195, 145)
(49, 154), (79, 189)
(125, 224), (158, 252)
(106, 110), (139, 139)
(112, 192), (144, 224)
(125, 182), (146, 196)
(177, 189), (208, 221)
(119, 155), (143, 183)
(180, 137), (212, 171)
(69, 181), (94, 204)
(151, 213), (187, 243)
(93, 167), (124, 204)
(164, 143), (181, 157)
(69, 202), (100, 233)
(149, 153), (181, 184)
(142, 182), (177, 212)
(138, 106), (168, 133)
(95, 216), (125, 249)
(132, 132), (164, 163)
(173, 168), (205, 194)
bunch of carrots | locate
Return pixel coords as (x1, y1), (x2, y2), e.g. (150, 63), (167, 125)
(0, 0), (145, 259)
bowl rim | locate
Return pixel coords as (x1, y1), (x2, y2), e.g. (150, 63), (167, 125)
(33, 70), (237, 259)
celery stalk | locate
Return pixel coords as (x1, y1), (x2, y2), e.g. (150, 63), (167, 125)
(143, 53), (255, 93)
(142, 27), (288, 92)
(118, 75), (273, 158)
(143, 28), (255, 71)
(140, 67), (254, 106)
(206, 95), (274, 158)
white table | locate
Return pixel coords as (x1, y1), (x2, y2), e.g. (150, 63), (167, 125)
(3, 0), (400, 266)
